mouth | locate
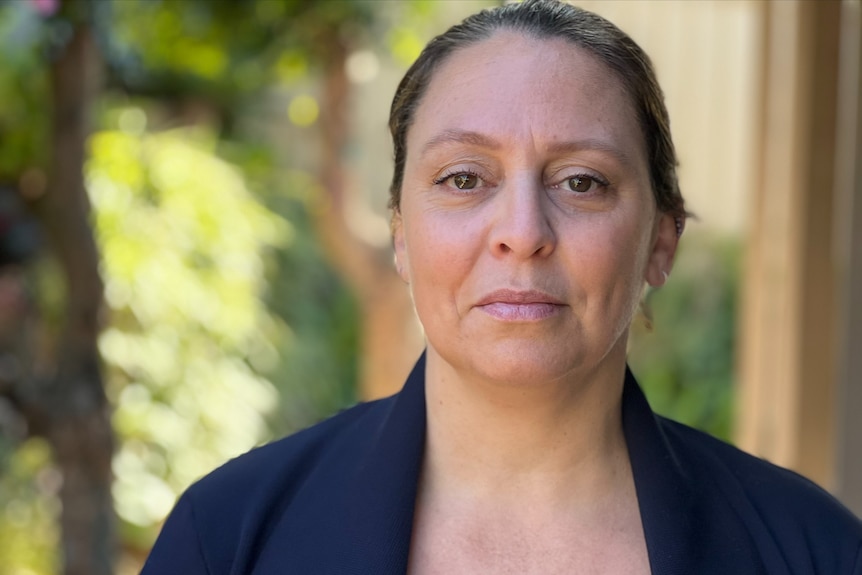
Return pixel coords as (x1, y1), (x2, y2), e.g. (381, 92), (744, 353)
(475, 289), (565, 321)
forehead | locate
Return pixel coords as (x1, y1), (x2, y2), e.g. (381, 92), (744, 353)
(409, 31), (644, 165)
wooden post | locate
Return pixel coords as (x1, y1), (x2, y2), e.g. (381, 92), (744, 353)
(834, 0), (862, 516)
(737, 0), (843, 490)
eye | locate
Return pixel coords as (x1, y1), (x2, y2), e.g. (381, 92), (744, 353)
(453, 173), (478, 190)
(566, 175), (601, 194)
(434, 170), (483, 190)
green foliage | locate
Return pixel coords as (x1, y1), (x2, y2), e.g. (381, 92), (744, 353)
(256, 168), (359, 436)
(1, 0), (392, 566)
(628, 232), (741, 441)
(0, 0), (430, 569)
(87, 120), (291, 545)
(0, 439), (59, 575)
(0, 1), (50, 180)
(106, 0), (377, 107)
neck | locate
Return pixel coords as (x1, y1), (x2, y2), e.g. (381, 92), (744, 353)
(421, 344), (631, 508)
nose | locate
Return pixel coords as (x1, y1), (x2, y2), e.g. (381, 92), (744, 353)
(487, 176), (556, 259)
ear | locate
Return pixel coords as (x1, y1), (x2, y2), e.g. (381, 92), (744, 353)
(644, 213), (680, 287)
(392, 211), (410, 283)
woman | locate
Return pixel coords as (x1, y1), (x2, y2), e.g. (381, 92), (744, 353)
(142, 1), (862, 573)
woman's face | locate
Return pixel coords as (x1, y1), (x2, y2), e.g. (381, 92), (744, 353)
(393, 31), (677, 385)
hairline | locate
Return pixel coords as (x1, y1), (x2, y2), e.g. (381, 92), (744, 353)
(394, 25), (656, 203)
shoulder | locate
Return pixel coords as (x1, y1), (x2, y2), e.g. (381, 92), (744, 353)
(657, 416), (862, 571)
(143, 395), (397, 575)
(188, 394), (394, 518)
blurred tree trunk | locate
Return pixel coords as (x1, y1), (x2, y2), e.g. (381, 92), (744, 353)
(33, 17), (115, 575)
(314, 38), (424, 400)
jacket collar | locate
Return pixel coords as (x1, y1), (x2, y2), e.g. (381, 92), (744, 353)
(334, 352), (428, 572)
(337, 356), (719, 574)
(622, 366), (700, 574)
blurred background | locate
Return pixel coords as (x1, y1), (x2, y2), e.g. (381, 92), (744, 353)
(0, 0), (859, 573)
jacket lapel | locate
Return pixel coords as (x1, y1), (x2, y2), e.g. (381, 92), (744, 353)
(338, 353), (428, 573)
(623, 367), (701, 575)
(623, 367), (766, 575)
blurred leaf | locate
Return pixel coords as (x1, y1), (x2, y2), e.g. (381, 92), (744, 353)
(0, 2), (50, 180)
(87, 124), (289, 540)
(628, 232), (740, 441)
(0, 438), (60, 575)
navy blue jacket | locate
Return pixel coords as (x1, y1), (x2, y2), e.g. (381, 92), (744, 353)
(142, 355), (862, 574)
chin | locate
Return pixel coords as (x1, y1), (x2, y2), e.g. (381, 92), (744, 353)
(459, 341), (593, 387)
(437, 327), (633, 387)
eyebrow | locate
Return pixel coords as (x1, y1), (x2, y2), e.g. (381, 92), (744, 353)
(546, 138), (637, 169)
(420, 129), (635, 168)
(421, 129), (502, 155)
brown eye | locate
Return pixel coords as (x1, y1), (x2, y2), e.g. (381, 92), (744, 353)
(452, 173), (479, 190)
(567, 176), (595, 193)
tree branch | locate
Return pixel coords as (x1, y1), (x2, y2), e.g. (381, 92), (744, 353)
(311, 35), (424, 399)
(29, 19), (116, 575)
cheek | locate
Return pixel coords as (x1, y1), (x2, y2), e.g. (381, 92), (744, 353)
(569, 212), (653, 306)
(402, 211), (480, 300)
(576, 208), (645, 259)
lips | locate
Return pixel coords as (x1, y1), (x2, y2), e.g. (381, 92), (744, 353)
(475, 289), (565, 321)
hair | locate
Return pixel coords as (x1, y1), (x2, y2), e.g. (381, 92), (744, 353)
(387, 0), (687, 229)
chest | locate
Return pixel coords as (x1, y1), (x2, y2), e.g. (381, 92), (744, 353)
(406, 504), (651, 575)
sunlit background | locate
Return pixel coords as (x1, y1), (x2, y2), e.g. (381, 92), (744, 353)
(0, 1), (859, 574)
